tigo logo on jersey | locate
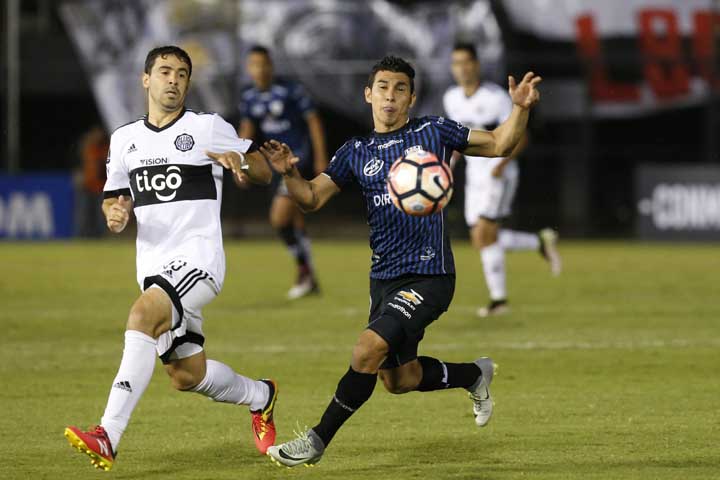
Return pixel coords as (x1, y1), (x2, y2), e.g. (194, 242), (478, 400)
(135, 166), (183, 201)
(363, 157), (384, 176)
(129, 164), (217, 207)
(174, 133), (195, 152)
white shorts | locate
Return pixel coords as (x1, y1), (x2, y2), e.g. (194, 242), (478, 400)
(464, 158), (519, 226)
(142, 258), (220, 364)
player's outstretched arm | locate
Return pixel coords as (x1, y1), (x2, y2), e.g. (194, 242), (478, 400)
(261, 140), (339, 212)
(206, 150), (272, 185)
(102, 195), (133, 233)
(464, 72), (541, 157)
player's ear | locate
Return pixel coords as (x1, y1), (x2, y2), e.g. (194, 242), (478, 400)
(409, 92), (417, 109)
(142, 72), (150, 89)
(364, 86), (372, 104)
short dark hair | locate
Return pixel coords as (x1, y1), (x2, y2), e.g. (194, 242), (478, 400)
(367, 55), (415, 93)
(248, 45), (271, 58)
(144, 46), (192, 78)
(452, 42), (478, 60)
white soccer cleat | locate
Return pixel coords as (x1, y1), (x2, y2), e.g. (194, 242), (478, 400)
(287, 275), (319, 300)
(267, 428), (325, 468)
(468, 357), (497, 427)
(476, 300), (510, 318)
(539, 228), (562, 276)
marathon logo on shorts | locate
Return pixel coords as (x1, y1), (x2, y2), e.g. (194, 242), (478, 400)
(130, 164), (216, 207)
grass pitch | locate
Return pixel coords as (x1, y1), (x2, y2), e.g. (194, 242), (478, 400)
(0, 239), (718, 479)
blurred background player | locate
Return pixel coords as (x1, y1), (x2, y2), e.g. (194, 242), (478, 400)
(443, 42), (562, 318)
(238, 45), (329, 300)
(261, 55), (541, 468)
(64, 46), (278, 471)
(74, 125), (109, 237)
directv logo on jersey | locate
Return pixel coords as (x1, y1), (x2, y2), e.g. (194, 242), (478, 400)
(363, 157), (384, 176)
(130, 164), (216, 207)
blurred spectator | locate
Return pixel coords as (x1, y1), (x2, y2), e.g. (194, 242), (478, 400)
(74, 125), (109, 237)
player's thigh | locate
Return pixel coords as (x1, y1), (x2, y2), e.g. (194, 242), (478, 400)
(469, 218), (499, 249)
(368, 275), (455, 370)
(269, 194), (297, 227)
(164, 350), (207, 391)
(127, 287), (173, 337)
(378, 358), (422, 394)
(144, 259), (218, 366)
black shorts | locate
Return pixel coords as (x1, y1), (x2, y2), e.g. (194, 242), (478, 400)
(367, 274), (455, 370)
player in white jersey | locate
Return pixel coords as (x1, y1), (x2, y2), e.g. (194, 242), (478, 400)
(65, 46), (279, 471)
(443, 43), (561, 317)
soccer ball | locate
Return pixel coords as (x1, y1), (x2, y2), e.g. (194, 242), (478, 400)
(387, 150), (453, 216)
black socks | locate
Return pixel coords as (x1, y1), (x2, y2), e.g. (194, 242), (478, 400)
(312, 367), (377, 447)
(417, 356), (481, 391)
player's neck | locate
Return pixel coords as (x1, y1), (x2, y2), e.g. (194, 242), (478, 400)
(146, 105), (185, 129)
(373, 116), (409, 134)
(461, 81), (481, 97)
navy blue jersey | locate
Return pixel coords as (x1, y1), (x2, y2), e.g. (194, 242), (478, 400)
(239, 79), (315, 168)
(324, 116), (470, 279)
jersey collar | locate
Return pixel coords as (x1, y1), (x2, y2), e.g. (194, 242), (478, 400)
(143, 108), (187, 133)
(372, 118), (411, 138)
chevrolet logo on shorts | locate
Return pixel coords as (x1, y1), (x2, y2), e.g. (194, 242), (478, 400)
(397, 289), (424, 306)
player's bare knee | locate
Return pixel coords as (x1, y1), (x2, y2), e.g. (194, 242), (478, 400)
(352, 332), (388, 372)
(127, 289), (172, 338)
(379, 374), (413, 394)
(166, 367), (201, 391)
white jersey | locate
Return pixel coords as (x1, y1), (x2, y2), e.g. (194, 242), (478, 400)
(104, 109), (253, 290)
(442, 82), (514, 188)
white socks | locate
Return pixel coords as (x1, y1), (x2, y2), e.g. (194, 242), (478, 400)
(480, 243), (507, 300)
(101, 330), (157, 450)
(192, 359), (269, 411)
(498, 229), (540, 251)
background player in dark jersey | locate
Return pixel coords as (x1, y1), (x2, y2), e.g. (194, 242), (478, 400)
(238, 45), (329, 299)
(261, 56), (541, 467)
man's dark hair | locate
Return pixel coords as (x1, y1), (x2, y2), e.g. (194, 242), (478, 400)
(248, 45), (271, 58)
(367, 55), (416, 93)
(452, 42), (478, 60)
(144, 46), (192, 78)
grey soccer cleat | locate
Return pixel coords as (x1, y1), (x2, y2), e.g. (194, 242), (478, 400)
(539, 228), (562, 276)
(468, 357), (497, 427)
(267, 428), (325, 468)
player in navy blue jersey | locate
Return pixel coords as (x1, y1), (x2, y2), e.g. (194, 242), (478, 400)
(261, 56), (541, 467)
(238, 45), (329, 299)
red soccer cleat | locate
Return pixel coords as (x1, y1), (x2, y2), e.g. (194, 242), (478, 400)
(251, 379), (278, 454)
(64, 425), (115, 471)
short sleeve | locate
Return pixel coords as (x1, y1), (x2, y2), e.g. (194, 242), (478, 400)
(322, 141), (355, 188)
(103, 133), (131, 198)
(211, 114), (255, 153)
(291, 83), (316, 116)
(428, 116), (470, 152)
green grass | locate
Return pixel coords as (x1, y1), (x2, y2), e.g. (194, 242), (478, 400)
(1, 240), (718, 479)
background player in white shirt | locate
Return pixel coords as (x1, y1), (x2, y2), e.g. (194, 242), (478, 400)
(443, 43), (561, 317)
(64, 46), (279, 471)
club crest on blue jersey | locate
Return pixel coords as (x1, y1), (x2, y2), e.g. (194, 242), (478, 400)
(174, 133), (195, 152)
(363, 157), (385, 176)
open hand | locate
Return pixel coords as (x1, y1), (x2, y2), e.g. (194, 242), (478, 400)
(260, 140), (299, 175)
(509, 72), (542, 109)
(207, 150), (246, 184)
